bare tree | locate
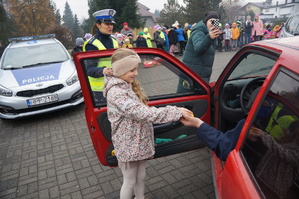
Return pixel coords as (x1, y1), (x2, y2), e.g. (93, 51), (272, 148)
(220, 0), (243, 23)
(7, 0), (57, 36)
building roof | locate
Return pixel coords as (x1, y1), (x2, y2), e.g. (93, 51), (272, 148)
(241, 2), (272, 10)
(250, 2), (272, 8)
(137, 2), (157, 22)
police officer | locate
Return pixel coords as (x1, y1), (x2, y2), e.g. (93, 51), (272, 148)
(83, 9), (119, 105)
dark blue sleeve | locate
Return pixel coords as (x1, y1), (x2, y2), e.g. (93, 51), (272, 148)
(84, 43), (105, 78)
(197, 119), (245, 161)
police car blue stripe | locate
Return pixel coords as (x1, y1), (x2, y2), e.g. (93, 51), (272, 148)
(11, 63), (62, 86)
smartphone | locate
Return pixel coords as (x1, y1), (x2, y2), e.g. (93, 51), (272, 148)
(211, 19), (220, 30)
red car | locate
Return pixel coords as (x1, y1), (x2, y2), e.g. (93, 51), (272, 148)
(74, 36), (299, 199)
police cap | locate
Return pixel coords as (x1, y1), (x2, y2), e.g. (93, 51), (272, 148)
(93, 9), (116, 24)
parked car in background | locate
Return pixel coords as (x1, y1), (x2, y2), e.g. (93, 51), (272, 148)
(74, 37), (299, 198)
(280, 12), (299, 37)
(0, 34), (83, 119)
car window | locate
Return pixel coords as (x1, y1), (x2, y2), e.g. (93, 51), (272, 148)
(295, 18), (299, 35)
(2, 42), (69, 69)
(241, 69), (299, 198)
(228, 53), (276, 80)
(284, 16), (293, 32)
(83, 54), (206, 107)
(285, 15), (299, 35)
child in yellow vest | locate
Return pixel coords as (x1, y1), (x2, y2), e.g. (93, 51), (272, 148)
(143, 28), (152, 47)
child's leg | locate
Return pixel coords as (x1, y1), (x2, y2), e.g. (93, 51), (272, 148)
(120, 162), (138, 199)
(134, 160), (146, 199)
(120, 160), (146, 199)
(169, 44), (174, 55)
(226, 40), (229, 51)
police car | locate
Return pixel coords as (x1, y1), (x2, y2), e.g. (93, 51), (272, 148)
(0, 34), (83, 119)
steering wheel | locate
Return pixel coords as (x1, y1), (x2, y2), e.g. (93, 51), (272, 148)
(240, 77), (266, 114)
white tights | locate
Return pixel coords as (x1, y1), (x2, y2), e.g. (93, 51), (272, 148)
(120, 160), (146, 199)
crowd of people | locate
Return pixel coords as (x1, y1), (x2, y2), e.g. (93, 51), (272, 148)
(72, 14), (285, 58)
(213, 14), (285, 52)
(71, 13), (285, 85)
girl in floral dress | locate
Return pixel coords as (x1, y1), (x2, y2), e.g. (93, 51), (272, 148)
(103, 48), (190, 199)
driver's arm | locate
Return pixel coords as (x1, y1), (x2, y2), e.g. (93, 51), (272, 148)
(180, 114), (245, 161)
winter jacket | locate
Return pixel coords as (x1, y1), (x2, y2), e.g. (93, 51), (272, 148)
(197, 119), (245, 161)
(182, 20), (216, 83)
(154, 31), (165, 46)
(136, 36), (148, 47)
(120, 28), (133, 37)
(244, 20), (253, 34)
(264, 29), (271, 39)
(143, 28), (153, 47)
(217, 28), (224, 40)
(162, 31), (169, 47)
(252, 19), (264, 36)
(231, 27), (240, 40)
(223, 28), (232, 40)
(255, 133), (299, 198)
(168, 28), (177, 45)
(71, 46), (83, 56)
(175, 27), (185, 42)
(103, 76), (182, 162)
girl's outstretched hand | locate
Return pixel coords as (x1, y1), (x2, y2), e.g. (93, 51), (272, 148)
(179, 108), (193, 116)
(180, 111), (204, 128)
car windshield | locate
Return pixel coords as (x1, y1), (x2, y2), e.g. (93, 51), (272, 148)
(2, 42), (69, 69)
(228, 53), (276, 80)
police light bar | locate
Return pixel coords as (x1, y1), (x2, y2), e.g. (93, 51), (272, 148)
(8, 34), (55, 43)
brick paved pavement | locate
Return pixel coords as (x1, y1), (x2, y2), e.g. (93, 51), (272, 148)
(0, 51), (235, 199)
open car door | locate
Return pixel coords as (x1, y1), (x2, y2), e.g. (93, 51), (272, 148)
(74, 48), (211, 166)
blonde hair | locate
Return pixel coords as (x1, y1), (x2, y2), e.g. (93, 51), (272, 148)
(111, 48), (148, 105)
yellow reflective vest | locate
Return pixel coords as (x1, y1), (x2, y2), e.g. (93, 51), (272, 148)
(143, 32), (152, 47)
(83, 37), (118, 91)
(159, 31), (165, 40)
(266, 103), (299, 139)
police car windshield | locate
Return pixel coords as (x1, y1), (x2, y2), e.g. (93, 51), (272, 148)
(2, 43), (69, 69)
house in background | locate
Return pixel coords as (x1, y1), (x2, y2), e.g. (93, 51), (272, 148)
(241, 2), (271, 17)
(263, 0), (299, 18)
(137, 2), (157, 28)
(240, 0), (299, 22)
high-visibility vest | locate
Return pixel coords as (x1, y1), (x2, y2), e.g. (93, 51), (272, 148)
(143, 32), (152, 47)
(264, 29), (271, 39)
(266, 103), (298, 139)
(159, 31), (165, 40)
(83, 37), (118, 91)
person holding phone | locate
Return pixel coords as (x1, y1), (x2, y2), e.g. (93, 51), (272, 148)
(181, 11), (221, 84)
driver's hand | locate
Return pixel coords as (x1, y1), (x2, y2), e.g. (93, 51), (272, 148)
(180, 113), (204, 128)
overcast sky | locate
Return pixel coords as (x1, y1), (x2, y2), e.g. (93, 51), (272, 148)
(53, 0), (186, 21)
(52, 0), (261, 22)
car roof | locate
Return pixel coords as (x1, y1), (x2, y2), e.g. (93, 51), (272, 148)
(247, 36), (299, 73)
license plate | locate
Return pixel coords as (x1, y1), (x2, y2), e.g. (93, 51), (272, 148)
(27, 94), (59, 107)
